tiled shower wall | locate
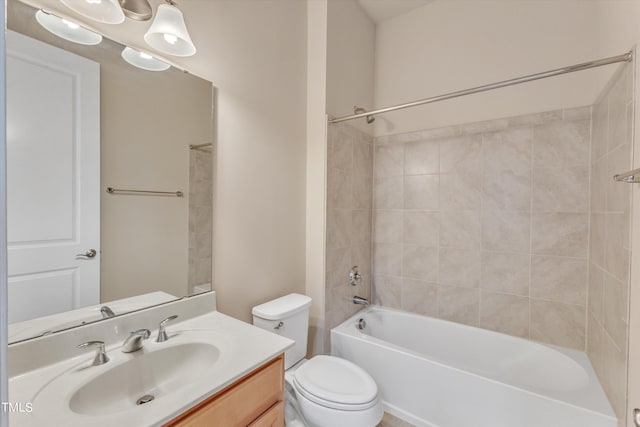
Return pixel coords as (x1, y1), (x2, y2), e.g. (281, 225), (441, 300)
(587, 63), (633, 422)
(373, 106), (593, 350)
(326, 122), (373, 341)
(188, 147), (213, 294)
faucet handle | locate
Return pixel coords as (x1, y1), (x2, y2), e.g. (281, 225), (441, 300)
(77, 340), (110, 366)
(130, 329), (151, 339)
(157, 315), (178, 342)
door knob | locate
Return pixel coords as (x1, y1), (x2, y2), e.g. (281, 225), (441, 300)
(634, 408), (640, 427)
(76, 249), (97, 258)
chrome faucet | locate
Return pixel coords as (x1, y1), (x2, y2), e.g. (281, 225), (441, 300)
(77, 341), (110, 366)
(100, 305), (115, 318)
(156, 315), (178, 342)
(122, 329), (151, 353)
(352, 296), (370, 306)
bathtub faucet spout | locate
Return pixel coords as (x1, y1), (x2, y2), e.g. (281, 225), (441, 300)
(352, 296), (369, 306)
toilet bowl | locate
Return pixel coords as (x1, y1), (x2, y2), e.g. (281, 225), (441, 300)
(252, 294), (383, 427)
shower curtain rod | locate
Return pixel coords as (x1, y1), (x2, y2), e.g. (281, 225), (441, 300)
(329, 51), (633, 124)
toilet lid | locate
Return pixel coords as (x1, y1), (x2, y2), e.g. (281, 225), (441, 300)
(292, 356), (378, 407)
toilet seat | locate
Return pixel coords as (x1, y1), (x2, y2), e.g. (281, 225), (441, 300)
(292, 355), (379, 411)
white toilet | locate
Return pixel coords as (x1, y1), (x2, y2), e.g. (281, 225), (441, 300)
(252, 293), (383, 427)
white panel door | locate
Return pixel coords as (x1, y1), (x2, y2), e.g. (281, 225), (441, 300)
(6, 30), (100, 323)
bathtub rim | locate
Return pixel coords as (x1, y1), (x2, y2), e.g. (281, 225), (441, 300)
(330, 304), (616, 421)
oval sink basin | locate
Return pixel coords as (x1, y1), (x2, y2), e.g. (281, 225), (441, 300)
(69, 342), (219, 416)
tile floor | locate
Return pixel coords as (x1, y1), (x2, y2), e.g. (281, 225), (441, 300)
(377, 412), (415, 427)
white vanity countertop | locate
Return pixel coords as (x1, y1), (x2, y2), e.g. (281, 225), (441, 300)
(9, 309), (294, 427)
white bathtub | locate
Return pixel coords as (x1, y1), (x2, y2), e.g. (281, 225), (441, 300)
(331, 306), (616, 427)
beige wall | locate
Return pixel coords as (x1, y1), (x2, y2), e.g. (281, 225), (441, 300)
(326, 0), (375, 135)
(187, 1), (308, 322)
(10, 0), (309, 322)
(373, 0), (612, 136)
(373, 107), (592, 350)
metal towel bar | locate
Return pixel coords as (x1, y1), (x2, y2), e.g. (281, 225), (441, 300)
(106, 187), (184, 197)
(613, 168), (640, 184)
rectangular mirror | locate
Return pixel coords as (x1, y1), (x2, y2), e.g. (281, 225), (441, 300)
(6, 0), (214, 343)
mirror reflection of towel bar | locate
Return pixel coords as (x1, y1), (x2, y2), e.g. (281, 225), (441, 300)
(613, 168), (640, 184)
(106, 187), (184, 197)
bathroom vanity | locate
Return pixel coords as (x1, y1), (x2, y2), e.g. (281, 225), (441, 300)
(8, 292), (292, 427)
(166, 355), (284, 426)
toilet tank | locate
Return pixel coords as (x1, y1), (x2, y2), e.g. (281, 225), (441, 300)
(252, 293), (312, 369)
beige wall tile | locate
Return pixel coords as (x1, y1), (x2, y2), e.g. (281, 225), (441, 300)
(404, 140), (438, 175)
(375, 144), (404, 178)
(440, 173), (481, 212)
(591, 100), (608, 162)
(327, 208), (352, 249)
(587, 313), (604, 378)
(531, 213), (589, 257)
(530, 299), (585, 350)
(403, 245), (438, 282)
(479, 291), (529, 338)
(327, 167), (352, 209)
(374, 243), (402, 277)
(481, 251), (529, 296)
(601, 333), (628, 419)
(375, 176), (403, 209)
(530, 256), (587, 305)
(441, 210), (481, 249)
(608, 71), (631, 154)
(401, 278), (437, 316)
(403, 211), (439, 247)
(533, 119), (590, 168)
(603, 273), (628, 352)
(326, 246), (350, 288)
(437, 285), (479, 326)
(483, 170), (531, 211)
(590, 213), (606, 269)
(562, 106), (591, 121)
(604, 213), (630, 283)
(328, 127), (353, 172)
(483, 127), (533, 173)
(507, 110), (563, 127)
(404, 175), (439, 210)
(606, 143), (632, 213)
(482, 210), (530, 252)
(374, 210), (403, 244)
(439, 248), (480, 288)
(591, 158), (607, 213)
(353, 139), (373, 177)
(352, 210), (372, 245)
(532, 166), (589, 212)
(353, 174), (373, 209)
(439, 134), (481, 174)
(459, 118), (508, 135)
(373, 276), (401, 309)
(588, 263), (605, 323)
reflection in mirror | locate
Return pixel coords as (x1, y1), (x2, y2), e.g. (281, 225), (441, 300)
(6, 0), (214, 343)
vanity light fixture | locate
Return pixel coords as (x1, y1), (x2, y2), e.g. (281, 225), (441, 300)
(35, 9), (103, 45)
(60, 0), (125, 24)
(144, 0), (196, 57)
(119, 0), (153, 21)
(121, 47), (170, 71)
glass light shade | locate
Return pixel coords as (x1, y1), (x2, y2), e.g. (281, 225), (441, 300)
(60, 0), (125, 24)
(144, 3), (196, 57)
(121, 47), (170, 71)
(35, 10), (103, 45)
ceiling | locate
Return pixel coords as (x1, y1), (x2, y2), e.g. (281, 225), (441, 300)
(357, 0), (434, 24)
